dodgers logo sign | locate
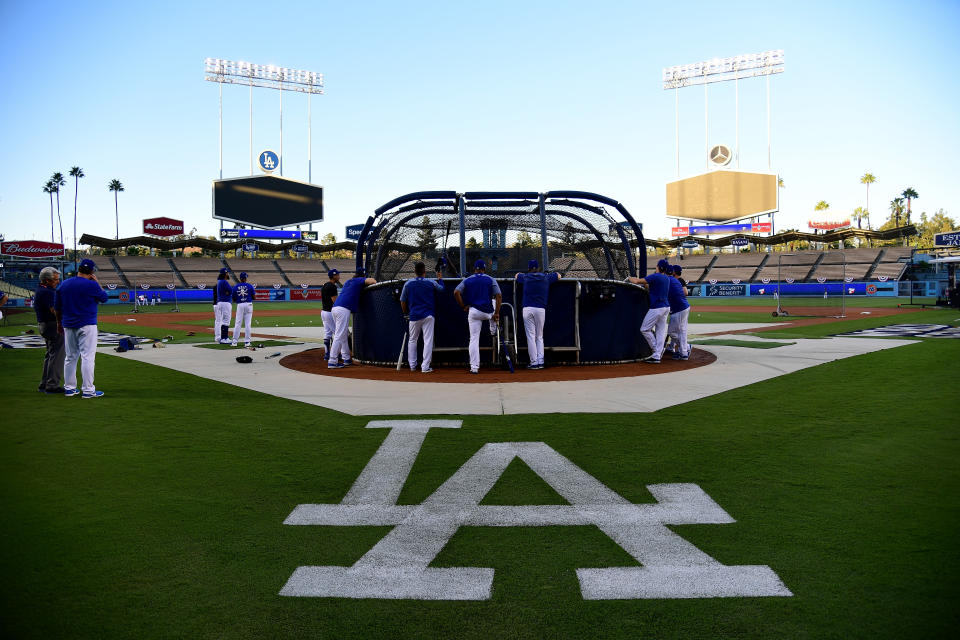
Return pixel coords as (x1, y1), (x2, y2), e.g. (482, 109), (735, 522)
(259, 150), (279, 173)
(280, 420), (792, 601)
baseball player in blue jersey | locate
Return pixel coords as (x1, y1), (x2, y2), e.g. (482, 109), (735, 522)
(213, 268), (233, 344)
(230, 272), (256, 347)
(328, 268), (377, 369)
(666, 265), (691, 360)
(400, 261), (444, 372)
(454, 259), (502, 374)
(55, 259), (109, 398)
(626, 258), (672, 363)
(515, 259), (560, 369)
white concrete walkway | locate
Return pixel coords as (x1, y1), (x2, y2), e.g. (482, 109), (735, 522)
(101, 334), (916, 416)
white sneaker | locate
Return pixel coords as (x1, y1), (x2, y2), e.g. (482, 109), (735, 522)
(230, 342), (237, 347)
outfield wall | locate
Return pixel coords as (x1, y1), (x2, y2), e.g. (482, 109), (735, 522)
(693, 281), (904, 298)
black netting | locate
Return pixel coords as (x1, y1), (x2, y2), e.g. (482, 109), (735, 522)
(364, 193), (642, 281)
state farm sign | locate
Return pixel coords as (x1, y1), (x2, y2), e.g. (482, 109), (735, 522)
(143, 217), (184, 237)
(0, 240), (65, 258)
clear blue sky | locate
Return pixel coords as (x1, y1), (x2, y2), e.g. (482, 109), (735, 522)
(1, 0), (958, 247)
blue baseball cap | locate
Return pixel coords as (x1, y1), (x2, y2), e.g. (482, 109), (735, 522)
(673, 264), (683, 275)
(657, 258), (670, 271)
(356, 267), (366, 276)
(239, 272), (248, 279)
(528, 259), (539, 270)
(78, 258), (97, 271)
(327, 268), (339, 278)
(474, 259), (486, 270)
(219, 267), (229, 274)
(664, 264), (675, 275)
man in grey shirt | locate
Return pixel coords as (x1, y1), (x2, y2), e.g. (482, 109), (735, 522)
(35, 266), (65, 393)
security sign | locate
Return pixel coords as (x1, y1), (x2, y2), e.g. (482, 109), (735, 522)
(259, 150), (280, 173)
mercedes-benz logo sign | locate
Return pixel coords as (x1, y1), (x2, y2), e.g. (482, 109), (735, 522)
(709, 144), (732, 166)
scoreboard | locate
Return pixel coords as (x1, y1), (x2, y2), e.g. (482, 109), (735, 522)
(220, 229), (318, 241)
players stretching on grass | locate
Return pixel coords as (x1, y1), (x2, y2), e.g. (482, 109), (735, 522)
(665, 265), (690, 360)
(515, 259), (560, 369)
(327, 268), (376, 370)
(213, 268), (233, 344)
(626, 258), (671, 363)
(454, 259), (502, 374)
(320, 269), (341, 361)
(400, 261), (444, 373)
(230, 272), (255, 347)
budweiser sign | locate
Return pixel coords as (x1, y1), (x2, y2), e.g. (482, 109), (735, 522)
(0, 240), (65, 258)
(143, 216), (184, 237)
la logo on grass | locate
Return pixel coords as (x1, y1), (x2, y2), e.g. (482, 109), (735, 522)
(280, 420), (792, 600)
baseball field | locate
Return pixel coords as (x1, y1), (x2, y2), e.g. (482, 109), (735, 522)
(1, 297), (958, 638)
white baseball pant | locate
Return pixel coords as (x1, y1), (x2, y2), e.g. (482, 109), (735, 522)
(667, 307), (690, 357)
(214, 301), (232, 341)
(232, 302), (253, 345)
(328, 306), (353, 365)
(467, 307), (494, 371)
(522, 306), (546, 366)
(321, 310), (336, 360)
(407, 315), (436, 371)
(63, 325), (99, 394)
(641, 306), (670, 360)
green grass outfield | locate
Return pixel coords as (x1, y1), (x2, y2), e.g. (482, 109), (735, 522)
(2, 333), (959, 638)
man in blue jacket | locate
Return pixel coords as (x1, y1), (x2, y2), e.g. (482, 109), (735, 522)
(400, 261), (444, 372)
(55, 259), (109, 398)
(515, 259), (560, 369)
(454, 259), (502, 374)
(627, 258), (672, 363)
(328, 268), (377, 369)
(214, 268), (233, 344)
(230, 272), (256, 347)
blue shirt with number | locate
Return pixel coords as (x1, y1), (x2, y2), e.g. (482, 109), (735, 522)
(232, 282), (255, 303)
(517, 272), (559, 309)
(400, 277), (444, 321)
(455, 273), (501, 313)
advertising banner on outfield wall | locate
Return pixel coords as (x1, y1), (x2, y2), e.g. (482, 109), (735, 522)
(255, 288), (287, 301)
(705, 283), (747, 296)
(288, 288), (323, 301)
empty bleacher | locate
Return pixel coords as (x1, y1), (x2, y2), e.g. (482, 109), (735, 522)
(110, 256), (175, 287)
(565, 257), (598, 279)
(754, 252), (818, 282)
(222, 258), (287, 287)
(275, 258), (327, 286)
(171, 257), (227, 287)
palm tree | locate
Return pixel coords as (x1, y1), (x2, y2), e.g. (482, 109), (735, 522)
(890, 197), (905, 227)
(814, 200), (829, 211)
(860, 172), (876, 229)
(852, 206), (867, 229)
(108, 179), (124, 240)
(42, 180), (55, 242)
(69, 166), (85, 260)
(901, 187), (918, 223)
(50, 172), (66, 245)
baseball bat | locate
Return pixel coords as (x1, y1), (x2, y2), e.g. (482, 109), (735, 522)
(396, 328), (407, 371)
(497, 318), (514, 373)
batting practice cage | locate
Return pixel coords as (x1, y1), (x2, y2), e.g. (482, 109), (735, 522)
(351, 191), (653, 366)
(773, 252), (847, 318)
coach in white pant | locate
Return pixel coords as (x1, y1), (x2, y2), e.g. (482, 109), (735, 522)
(327, 268), (377, 369)
(455, 260), (502, 374)
(400, 262), (444, 372)
(516, 259), (560, 369)
(55, 259), (109, 398)
(627, 258), (673, 364)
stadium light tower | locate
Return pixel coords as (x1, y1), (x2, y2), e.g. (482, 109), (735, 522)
(204, 58), (324, 181)
(663, 50), (784, 174)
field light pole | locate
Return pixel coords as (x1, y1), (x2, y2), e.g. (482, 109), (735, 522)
(663, 50), (784, 174)
(204, 58), (324, 182)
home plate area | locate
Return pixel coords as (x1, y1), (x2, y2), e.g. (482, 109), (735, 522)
(835, 324), (960, 338)
(0, 332), (150, 349)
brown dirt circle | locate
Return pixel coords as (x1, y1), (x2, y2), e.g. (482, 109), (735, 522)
(279, 347), (717, 383)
